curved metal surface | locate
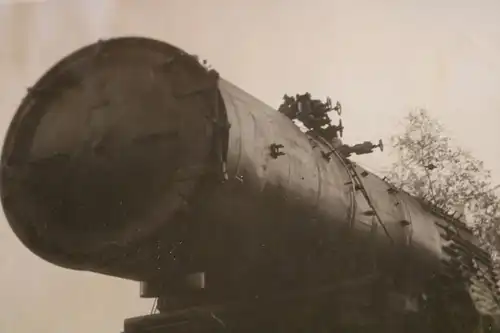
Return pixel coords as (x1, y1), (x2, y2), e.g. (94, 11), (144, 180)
(220, 78), (353, 224)
(1, 37), (219, 278)
(191, 79), (356, 295)
(1, 38), (496, 314)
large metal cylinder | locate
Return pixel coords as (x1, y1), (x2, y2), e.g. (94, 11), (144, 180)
(1, 38), (222, 279)
(1, 37), (444, 299)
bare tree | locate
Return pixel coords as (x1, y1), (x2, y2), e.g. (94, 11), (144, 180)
(386, 109), (500, 250)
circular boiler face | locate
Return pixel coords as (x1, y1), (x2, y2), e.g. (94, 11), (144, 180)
(1, 37), (218, 269)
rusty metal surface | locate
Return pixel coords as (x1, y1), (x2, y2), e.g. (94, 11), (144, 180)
(1, 38), (497, 321)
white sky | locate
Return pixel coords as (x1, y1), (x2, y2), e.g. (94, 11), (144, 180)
(1, 0), (500, 332)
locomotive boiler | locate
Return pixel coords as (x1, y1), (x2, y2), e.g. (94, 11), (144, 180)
(2, 37), (499, 332)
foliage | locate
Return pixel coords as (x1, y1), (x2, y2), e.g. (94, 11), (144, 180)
(386, 109), (500, 249)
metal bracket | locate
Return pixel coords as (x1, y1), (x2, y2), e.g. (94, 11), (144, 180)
(270, 143), (285, 159)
